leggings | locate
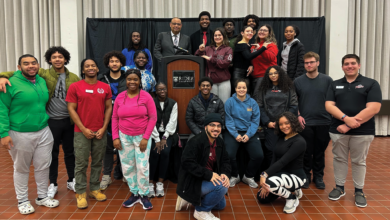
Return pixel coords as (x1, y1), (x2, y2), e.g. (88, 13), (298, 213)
(257, 172), (306, 203)
(149, 132), (173, 180)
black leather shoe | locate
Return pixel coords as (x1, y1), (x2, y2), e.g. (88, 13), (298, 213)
(314, 178), (326, 189)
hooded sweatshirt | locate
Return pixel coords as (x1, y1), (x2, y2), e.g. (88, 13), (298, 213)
(224, 93), (260, 139)
(0, 70), (49, 138)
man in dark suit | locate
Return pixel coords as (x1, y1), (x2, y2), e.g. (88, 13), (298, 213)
(190, 11), (213, 55)
(154, 17), (192, 61)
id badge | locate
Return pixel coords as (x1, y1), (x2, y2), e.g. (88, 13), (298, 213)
(86, 89), (94, 93)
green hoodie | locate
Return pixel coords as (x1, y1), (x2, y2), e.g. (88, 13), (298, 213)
(0, 70), (50, 138)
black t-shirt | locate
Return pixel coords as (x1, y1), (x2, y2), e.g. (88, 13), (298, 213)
(326, 74), (382, 135)
(232, 43), (266, 70)
(294, 73), (333, 126)
(107, 74), (126, 102)
(265, 134), (306, 179)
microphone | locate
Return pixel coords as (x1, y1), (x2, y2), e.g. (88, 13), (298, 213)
(173, 45), (189, 54)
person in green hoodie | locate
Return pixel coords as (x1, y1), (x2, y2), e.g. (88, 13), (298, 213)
(0, 46), (80, 198)
(0, 54), (60, 215)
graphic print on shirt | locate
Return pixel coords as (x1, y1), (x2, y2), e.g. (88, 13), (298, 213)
(110, 82), (120, 100)
(52, 79), (66, 99)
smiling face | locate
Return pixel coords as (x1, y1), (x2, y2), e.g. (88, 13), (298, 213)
(49, 52), (66, 70)
(214, 30), (223, 45)
(126, 73), (141, 91)
(247, 18), (256, 29)
(235, 81), (247, 98)
(205, 122), (222, 140)
(170, 18), (182, 35)
(82, 59), (99, 78)
(279, 116), (292, 135)
(284, 26), (295, 42)
(18, 57), (39, 79)
(268, 68), (279, 84)
(199, 15), (210, 29)
(156, 84), (167, 99)
(135, 53), (147, 69)
(108, 56), (121, 73)
(224, 22), (234, 34)
(342, 58), (361, 77)
(241, 27), (254, 41)
(132, 32), (141, 45)
(199, 81), (212, 96)
(258, 25), (269, 41)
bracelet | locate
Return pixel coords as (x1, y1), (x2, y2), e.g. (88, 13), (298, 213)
(341, 115), (347, 121)
(345, 124), (351, 128)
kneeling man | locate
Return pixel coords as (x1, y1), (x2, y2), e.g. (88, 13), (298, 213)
(176, 113), (231, 220)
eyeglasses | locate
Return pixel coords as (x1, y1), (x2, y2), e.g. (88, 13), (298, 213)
(171, 23), (182, 26)
(304, 61), (317, 65)
(157, 88), (167, 92)
(259, 29), (269, 33)
(269, 72), (279, 76)
(208, 123), (222, 129)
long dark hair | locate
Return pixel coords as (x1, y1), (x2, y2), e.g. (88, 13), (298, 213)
(274, 111), (302, 136)
(125, 69), (142, 105)
(234, 25), (253, 45)
(210, 27), (229, 47)
(80, 58), (98, 79)
(258, 65), (292, 94)
(127, 31), (146, 50)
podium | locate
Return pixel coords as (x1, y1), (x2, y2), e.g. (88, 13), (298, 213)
(160, 55), (205, 137)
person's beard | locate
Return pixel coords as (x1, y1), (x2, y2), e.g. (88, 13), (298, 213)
(200, 25), (209, 32)
(109, 66), (121, 73)
(21, 68), (37, 79)
(205, 127), (219, 139)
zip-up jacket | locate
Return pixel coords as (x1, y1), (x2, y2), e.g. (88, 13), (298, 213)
(97, 70), (127, 96)
(250, 42), (278, 78)
(176, 131), (231, 206)
(195, 45), (233, 84)
(0, 71), (50, 138)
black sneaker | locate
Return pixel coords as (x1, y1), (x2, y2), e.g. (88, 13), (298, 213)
(354, 192), (367, 208)
(314, 178), (325, 189)
(302, 180), (310, 189)
(328, 187), (345, 201)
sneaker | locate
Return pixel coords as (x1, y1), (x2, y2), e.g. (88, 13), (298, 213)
(89, 190), (107, 202)
(283, 197), (299, 214)
(194, 210), (213, 220)
(314, 178), (325, 189)
(35, 197), (60, 208)
(18, 201), (35, 214)
(175, 196), (190, 211)
(123, 194), (140, 207)
(354, 192), (367, 208)
(156, 182), (165, 197)
(242, 175), (258, 188)
(47, 183), (58, 198)
(67, 178), (76, 192)
(122, 177), (127, 183)
(294, 188), (303, 199)
(328, 187), (345, 201)
(148, 183), (155, 198)
(229, 175), (240, 188)
(302, 174), (311, 189)
(75, 192), (88, 209)
(100, 175), (112, 190)
(140, 196), (153, 210)
(208, 211), (220, 220)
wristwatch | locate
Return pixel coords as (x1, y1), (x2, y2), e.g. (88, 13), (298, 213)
(261, 171), (268, 178)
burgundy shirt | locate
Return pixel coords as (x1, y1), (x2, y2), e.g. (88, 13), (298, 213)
(206, 140), (217, 171)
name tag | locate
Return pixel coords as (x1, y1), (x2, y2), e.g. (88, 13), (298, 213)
(86, 89), (94, 93)
(209, 153), (212, 157)
(336, 86), (344, 89)
(247, 107), (252, 111)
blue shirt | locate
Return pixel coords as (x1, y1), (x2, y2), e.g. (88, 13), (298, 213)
(121, 65), (156, 93)
(122, 48), (153, 72)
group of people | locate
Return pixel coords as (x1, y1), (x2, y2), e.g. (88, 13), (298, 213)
(0, 11), (382, 220)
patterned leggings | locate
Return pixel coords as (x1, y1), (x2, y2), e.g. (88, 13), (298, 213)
(257, 172), (306, 203)
(118, 131), (152, 196)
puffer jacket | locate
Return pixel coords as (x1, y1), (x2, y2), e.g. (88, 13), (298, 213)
(185, 94), (225, 134)
(195, 45), (233, 83)
(278, 40), (305, 80)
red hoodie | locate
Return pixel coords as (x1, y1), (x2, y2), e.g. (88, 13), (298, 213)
(250, 42), (278, 78)
(195, 45), (233, 83)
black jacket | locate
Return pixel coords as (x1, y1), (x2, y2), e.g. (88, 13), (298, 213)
(97, 70), (127, 95)
(190, 29), (213, 55)
(176, 131), (231, 205)
(185, 94), (225, 134)
(278, 41), (305, 80)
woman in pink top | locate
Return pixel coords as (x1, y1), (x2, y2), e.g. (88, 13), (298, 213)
(111, 69), (157, 210)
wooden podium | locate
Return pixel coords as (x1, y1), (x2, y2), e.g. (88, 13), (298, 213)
(160, 55), (205, 137)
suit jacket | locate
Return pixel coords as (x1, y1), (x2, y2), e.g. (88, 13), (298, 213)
(190, 29), (213, 55)
(154, 32), (192, 61)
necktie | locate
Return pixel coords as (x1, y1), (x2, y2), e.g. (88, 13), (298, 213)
(174, 35), (178, 52)
(203, 31), (207, 45)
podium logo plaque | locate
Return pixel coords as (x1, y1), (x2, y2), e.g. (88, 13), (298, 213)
(172, 71), (195, 89)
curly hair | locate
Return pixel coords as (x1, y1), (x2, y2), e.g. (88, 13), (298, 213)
(103, 50), (126, 68)
(258, 65), (293, 94)
(274, 111), (302, 136)
(243, 14), (259, 30)
(256, 24), (277, 46)
(44, 46), (70, 66)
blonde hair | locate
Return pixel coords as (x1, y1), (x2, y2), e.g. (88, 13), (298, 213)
(256, 24), (277, 46)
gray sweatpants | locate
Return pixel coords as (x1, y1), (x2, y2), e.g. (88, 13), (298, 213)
(329, 133), (374, 189)
(8, 126), (54, 203)
(211, 80), (231, 103)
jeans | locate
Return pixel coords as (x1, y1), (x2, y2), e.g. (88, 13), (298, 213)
(195, 181), (228, 212)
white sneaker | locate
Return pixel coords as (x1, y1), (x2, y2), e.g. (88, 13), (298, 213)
(242, 175), (258, 188)
(229, 175), (240, 187)
(194, 210), (213, 220)
(67, 178), (76, 192)
(175, 196), (190, 211)
(208, 211), (220, 220)
(148, 183), (155, 198)
(122, 177), (127, 183)
(18, 201), (35, 215)
(295, 188), (303, 199)
(156, 182), (164, 197)
(35, 197), (60, 208)
(47, 183), (58, 198)
(100, 175), (112, 190)
(283, 197), (299, 214)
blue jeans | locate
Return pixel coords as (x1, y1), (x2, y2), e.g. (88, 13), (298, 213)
(195, 180), (228, 212)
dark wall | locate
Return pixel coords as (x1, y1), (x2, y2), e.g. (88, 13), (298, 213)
(86, 17), (326, 75)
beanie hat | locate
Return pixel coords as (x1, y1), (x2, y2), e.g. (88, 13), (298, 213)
(204, 113), (223, 127)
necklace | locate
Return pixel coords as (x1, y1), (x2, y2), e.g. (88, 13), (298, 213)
(284, 132), (298, 141)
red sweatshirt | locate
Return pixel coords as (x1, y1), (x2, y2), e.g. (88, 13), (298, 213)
(250, 42), (278, 78)
(195, 45), (233, 83)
